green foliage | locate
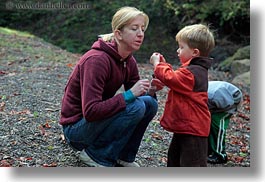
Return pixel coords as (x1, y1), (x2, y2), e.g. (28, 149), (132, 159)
(161, 0), (249, 41)
(0, 0), (249, 62)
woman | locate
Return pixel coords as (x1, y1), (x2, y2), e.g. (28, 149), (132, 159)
(59, 6), (160, 167)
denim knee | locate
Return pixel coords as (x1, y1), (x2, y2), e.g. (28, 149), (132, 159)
(127, 98), (146, 120)
(139, 95), (158, 117)
(146, 96), (158, 114)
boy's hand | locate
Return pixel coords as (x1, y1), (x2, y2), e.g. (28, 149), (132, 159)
(151, 78), (164, 91)
(150, 53), (160, 64)
(150, 52), (166, 67)
(147, 78), (165, 96)
(150, 52), (161, 67)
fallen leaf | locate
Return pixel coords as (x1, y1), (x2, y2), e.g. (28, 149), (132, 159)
(0, 160), (11, 167)
(43, 162), (57, 167)
(60, 134), (65, 142)
(39, 125), (46, 135)
(66, 63), (74, 68)
(0, 102), (5, 111)
(151, 133), (163, 140)
(160, 157), (167, 163)
(43, 122), (51, 128)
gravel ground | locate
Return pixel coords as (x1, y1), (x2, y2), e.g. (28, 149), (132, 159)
(0, 32), (250, 167)
(0, 60), (250, 167)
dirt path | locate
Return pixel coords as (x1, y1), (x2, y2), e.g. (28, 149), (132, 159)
(0, 32), (250, 167)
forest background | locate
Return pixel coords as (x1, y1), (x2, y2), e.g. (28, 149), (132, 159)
(0, 0), (250, 65)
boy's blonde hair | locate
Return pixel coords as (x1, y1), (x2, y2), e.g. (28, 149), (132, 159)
(99, 6), (149, 42)
(176, 24), (215, 56)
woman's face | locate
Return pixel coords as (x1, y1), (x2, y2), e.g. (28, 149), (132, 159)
(118, 15), (146, 52)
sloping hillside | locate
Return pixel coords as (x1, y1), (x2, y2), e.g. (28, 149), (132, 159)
(0, 28), (250, 167)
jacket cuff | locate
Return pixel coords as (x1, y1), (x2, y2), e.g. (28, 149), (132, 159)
(122, 89), (136, 104)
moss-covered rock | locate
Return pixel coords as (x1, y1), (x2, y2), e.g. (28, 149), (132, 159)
(232, 71), (250, 89)
(218, 45), (250, 71)
(230, 59), (250, 77)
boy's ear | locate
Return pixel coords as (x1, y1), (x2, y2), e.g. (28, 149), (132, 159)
(193, 48), (200, 57)
(114, 30), (122, 40)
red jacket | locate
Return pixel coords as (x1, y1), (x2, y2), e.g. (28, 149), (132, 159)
(60, 39), (140, 125)
(154, 57), (212, 137)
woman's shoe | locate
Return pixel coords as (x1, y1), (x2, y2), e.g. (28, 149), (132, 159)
(79, 150), (105, 167)
(116, 159), (140, 167)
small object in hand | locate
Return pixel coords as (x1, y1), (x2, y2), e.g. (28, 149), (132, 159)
(147, 85), (156, 97)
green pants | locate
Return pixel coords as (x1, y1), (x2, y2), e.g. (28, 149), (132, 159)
(208, 112), (232, 159)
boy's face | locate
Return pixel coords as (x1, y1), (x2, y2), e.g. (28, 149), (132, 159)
(177, 41), (198, 65)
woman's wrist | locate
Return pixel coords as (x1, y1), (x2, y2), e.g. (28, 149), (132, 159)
(122, 89), (136, 104)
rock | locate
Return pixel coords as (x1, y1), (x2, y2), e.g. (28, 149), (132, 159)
(230, 59), (250, 77)
(218, 45), (250, 71)
(231, 45), (250, 60)
(232, 71), (250, 88)
(210, 45), (238, 69)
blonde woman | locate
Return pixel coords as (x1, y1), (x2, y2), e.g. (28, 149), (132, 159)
(60, 7), (161, 167)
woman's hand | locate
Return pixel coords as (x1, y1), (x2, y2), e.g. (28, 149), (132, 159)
(130, 79), (150, 97)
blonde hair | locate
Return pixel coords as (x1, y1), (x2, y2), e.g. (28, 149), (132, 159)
(176, 24), (215, 56)
(100, 6), (149, 42)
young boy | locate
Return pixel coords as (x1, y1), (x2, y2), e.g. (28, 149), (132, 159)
(207, 81), (243, 164)
(150, 24), (215, 167)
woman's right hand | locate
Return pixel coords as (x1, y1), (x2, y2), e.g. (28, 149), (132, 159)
(130, 79), (150, 97)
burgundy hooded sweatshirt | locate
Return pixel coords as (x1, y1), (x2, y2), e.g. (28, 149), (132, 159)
(59, 39), (140, 125)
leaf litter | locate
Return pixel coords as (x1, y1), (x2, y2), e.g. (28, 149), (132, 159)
(0, 32), (250, 167)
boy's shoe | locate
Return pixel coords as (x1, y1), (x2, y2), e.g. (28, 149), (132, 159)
(207, 154), (228, 164)
(116, 159), (140, 167)
(79, 149), (105, 167)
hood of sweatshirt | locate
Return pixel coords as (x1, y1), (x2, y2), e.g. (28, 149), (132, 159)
(91, 38), (133, 63)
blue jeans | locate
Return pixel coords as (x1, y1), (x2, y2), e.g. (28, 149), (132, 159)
(63, 96), (158, 166)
